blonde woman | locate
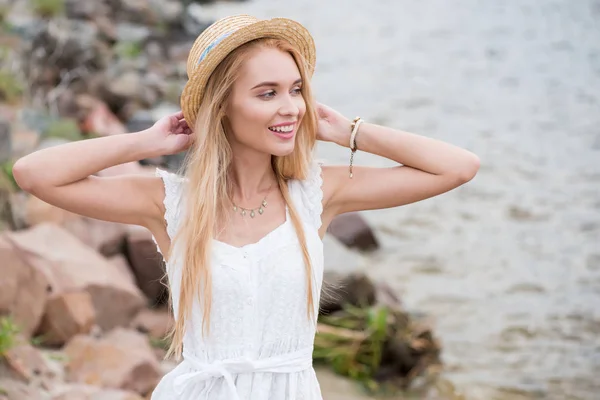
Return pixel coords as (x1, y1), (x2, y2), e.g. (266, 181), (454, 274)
(14, 15), (479, 400)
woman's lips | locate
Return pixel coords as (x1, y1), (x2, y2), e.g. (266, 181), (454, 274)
(268, 124), (295, 139)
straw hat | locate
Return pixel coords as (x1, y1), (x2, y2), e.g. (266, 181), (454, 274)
(181, 14), (317, 126)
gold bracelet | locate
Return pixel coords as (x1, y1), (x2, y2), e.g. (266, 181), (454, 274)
(348, 117), (363, 178)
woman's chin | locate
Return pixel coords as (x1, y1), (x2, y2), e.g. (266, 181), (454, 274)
(268, 141), (296, 157)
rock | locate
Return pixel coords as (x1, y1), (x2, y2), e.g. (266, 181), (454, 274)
(80, 98), (126, 136)
(51, 384), (145, 400)
(184, 4), (215, 36)
(24, 195), (128, 257)
(0, 236), (50, 337)
(327, 212), (379, 251)
(64, 328), (161, 395)
(115, 23), (152, 43)
(118, 0), (159, 25)
(109, 254), (137, 285)
(0, 118), (11, 163)
(65, 0), (110, 20)
(2, 342), (54, 384)
(130, 308), (173, 340)
(125, 225), (167, 303)
(319, 272), (377, 315)
(37, 291), (96, 346)
(149, 0), (183, 25)
(0, 378), (45, 400)
(6, 223), (146, 331)
(10, 126), (39, 158)
(24, 19), (106, 94)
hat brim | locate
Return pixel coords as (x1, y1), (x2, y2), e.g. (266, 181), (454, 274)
(181, 18), (316, 127)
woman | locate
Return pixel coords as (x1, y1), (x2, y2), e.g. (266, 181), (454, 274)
(14, 15), (479, 400)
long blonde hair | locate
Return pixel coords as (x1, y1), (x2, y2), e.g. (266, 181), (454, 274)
(165, 38), (318, 360)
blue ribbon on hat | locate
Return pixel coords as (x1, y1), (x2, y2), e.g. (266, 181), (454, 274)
(197, 31), (234, 65)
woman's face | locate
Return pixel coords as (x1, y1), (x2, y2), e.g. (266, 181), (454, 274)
(225, 47), (306, 157)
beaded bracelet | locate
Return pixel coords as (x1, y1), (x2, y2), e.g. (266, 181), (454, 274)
(348, 117), (363, 178)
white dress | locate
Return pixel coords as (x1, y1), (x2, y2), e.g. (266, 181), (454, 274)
(151, 161), (325, 400)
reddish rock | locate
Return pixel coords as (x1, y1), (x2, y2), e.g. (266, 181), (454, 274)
(327, 212), (379, 251)
(80, 99), (126, 136)
(125, 225), (167, 303)
(0, 236), (50, 337)
(64, 328), (161, 395)
(37, 291), (96, 346)
(6, 224), (146, 331)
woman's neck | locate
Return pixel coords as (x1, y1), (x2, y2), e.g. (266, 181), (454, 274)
(229, 152), (277, 201)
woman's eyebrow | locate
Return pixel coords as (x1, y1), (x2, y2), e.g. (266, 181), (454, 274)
(251, 78), (302, 90)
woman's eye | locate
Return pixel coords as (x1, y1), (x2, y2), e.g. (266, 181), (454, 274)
(292, 87), (302, 95)
(260, 90), (276, 99)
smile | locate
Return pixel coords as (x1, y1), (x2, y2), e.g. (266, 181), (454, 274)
(268, 123), (296, 139)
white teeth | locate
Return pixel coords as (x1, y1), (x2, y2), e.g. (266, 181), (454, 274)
(269, 124), (294, 133)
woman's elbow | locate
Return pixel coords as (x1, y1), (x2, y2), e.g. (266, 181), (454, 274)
(458, 153), (480, 183)
(12, 158), (37, 193)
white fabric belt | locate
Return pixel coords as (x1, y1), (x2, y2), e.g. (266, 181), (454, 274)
(173, 346), (313, 399)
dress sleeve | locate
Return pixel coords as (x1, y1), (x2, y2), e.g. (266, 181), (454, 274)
(155, 167), (185, 240)
(295, 159), (325, 229)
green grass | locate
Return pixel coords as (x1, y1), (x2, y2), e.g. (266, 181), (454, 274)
(30, 0), (65, 18)
(0, 316), (20, 356)
(0, 160), (18, 192)
(114, 41), (144, 60)
(44, 118), (83, 141)
(0, 69), (23, 104)
(149, 336), (171, 351)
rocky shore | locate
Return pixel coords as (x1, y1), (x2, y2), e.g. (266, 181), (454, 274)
(0, 0), (449, 398)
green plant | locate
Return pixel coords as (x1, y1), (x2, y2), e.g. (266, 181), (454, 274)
(30, 0), (65, 18)
(114, 41), (144, 60)
(0, 316), (20, 356)
(0, 69), (23, 104)
(44, 118), (83, 141)
(0, 159), (17, 192)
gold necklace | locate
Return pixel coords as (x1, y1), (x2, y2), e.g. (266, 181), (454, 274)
(232, 184), (273, 218)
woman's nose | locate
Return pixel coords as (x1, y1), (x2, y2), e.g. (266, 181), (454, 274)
(278, 94), (300, 116)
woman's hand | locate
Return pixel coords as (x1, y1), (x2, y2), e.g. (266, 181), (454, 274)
(315, 102), (352, 146)
(145, 111), (194, 155)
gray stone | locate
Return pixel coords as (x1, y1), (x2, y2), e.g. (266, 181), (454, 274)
(0, 119), (11, 163)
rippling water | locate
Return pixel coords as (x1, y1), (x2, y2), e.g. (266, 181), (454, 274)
(198, 1), (600, 398)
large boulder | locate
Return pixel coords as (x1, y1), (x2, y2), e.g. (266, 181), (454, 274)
(24, 195), (129, 257)
(125, 225), (167, 303)
(6, 223), (146, 331)
(37, 291), (96, 346)
(0, 236), (50, 337)
(63, 328), (161, 395)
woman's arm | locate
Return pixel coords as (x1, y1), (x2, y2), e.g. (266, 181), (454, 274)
(13, 111), (193, 228)
(316, 103), (480, 219)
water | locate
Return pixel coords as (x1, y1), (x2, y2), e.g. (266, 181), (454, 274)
(197, 1), (600, 398)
